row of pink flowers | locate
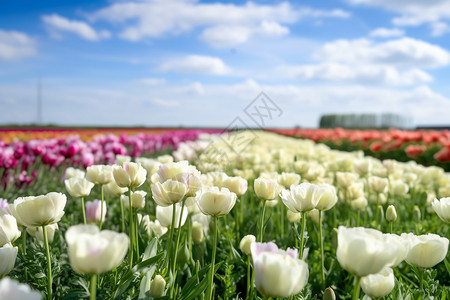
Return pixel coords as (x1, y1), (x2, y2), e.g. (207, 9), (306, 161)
(0, 129), (221, 189)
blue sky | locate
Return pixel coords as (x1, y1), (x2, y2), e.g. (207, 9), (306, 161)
(1, 0), (450, 128)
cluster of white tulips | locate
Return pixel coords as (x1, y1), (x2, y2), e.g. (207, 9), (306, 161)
(0, 130), (449, 299)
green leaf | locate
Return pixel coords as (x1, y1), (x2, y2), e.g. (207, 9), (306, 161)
(142, 238), (158, 261)
(113, 252), (164, 299)
(180, 261), (224, 300)
(444, 258), (450, 277)
(138, 270), (153, 299)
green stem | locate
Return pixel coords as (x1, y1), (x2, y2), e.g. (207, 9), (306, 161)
(419, 267), (424, 290)
(42, 225), (52, 300)
(250, 265), (255, 299)
(375, 193), (380, 228)
(171, 199), (186, 296)
(299, 211), (307, 259)
(22, 229), (27, 255)
(128, 189), (134, 268)
(166, 204), (177, 272)
(258, 201), (266, 242)
(206, 217), (218, 300)
(134, 207), (139, 257)
(246, 255), (251, 300)
(120, 194), (125, 232)
(23, 230), (28, 281)
(356, 210), (360, 227)
(187, 218), (193, 265)
(280, 204), (285, 241)
(352, 276), (361, 300)
(90, 274), (97, 300)
(319, 210), (325, 290)
(99, 185), (104, 230)
(236, 201), (240, 247)
(389, 221), (393, 234)
(81, 196), (86, 224)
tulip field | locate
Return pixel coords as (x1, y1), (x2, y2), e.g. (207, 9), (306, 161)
(269, 128), (450, 170)
(0, 128), (450, 299)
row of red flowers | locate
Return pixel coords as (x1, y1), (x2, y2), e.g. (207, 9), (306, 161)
(268, 128), (450, 165)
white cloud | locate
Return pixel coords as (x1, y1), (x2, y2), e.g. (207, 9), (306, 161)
(138, 78), (166, 85)
(347, 0), (450, 35)
(160, 55), (232, 75)
(89, 0), (349, 45)
(431, 22), (450, 37)
(200, 26), (252, 48)
(42, 14), (110, 41)
(316, 37), (450, 68)
(369, 27), (404, 38)
(258, 21), (290, 36)
(200, 21), (288, 48)
(2, 79), (450, 128)
(0, 30), (36, 61)
(277, 63), (432, 86)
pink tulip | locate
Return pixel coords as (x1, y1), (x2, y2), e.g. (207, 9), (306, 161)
(85, 200), (107, 224)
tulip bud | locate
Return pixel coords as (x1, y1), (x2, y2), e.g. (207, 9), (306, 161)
(222, 176), (248, 196)
(239, 234), (256, 255)
(65, 167), (85, 180)
(368, 176), (388, 194)
(350, 197), (368, 211)
(86, 165), (113, 185)
(196, 187), (236, 216)
(336, 172), (356, 190)
(149, 275), (166, 297)
(192, 221), (204, 244)
(157, 155), (173, 164)
(254, 178), (280, 200)
(0, 210), (21, 247)
(287, 210), (301, 223)
(103, 181), (128, 198)
(85, 200), (107, 224)
(130, 190), (146, 209)
(151, 180), (187, 207)
(115, 154), (131, 166)
(361, 267), (395, 298)
(251, 242), (309, 298)
(0, 243), (18, 277)
(348, 182), (365, 200)
(277, 173), (301, 189)
(323, 287), (336, 300)
(386, 205), (397, 222)
(390, 180), (409, 196)
(157, 161), (189, 183)
(113, 162), (147, 188)
(185, 174), (203, 197)
(432, 197), (450, 224)
(177, 242), (190, 266)
(65, 177), (95, 198)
